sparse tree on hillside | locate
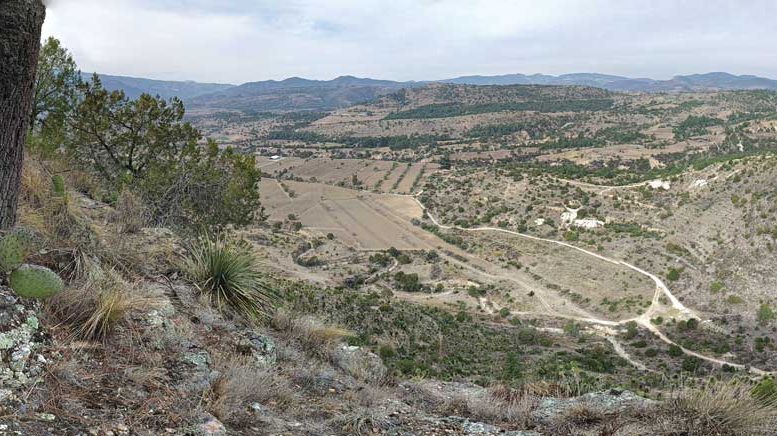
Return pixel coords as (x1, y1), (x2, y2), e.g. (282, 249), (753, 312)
(29, 36), (81, 152)
(68, 76), (262, 228)
(0, 0), (46, 229)
(69, 74), (201, 183)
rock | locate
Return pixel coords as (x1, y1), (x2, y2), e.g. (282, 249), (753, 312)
(250, 402), (269, 414)
(35, 412), (56, 422)
(199, 413), (227, 435)
(0, 388), (14, 402)
(237, 333), (277, 366)
(436, 416), (540, 435)
(532, 389), (653, 425)
(332, 344), (387, 384)
(183, 350), (210, 368)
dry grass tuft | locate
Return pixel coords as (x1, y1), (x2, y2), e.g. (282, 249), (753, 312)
(271, 311), (352, 357)
(49, 262), (161, 341)
(210, 356), (295, 424)
(331, 407), (394, 436)
(111, 189), (147, 234)
(20, 156), (50, 209)
(652, 379), (777, 436)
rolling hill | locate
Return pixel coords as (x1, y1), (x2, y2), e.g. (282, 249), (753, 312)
(83, 73), (235, 100)
(89, 72), (777, 112)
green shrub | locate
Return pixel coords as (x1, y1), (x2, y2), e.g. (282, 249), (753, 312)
(183, 233), (277, 319)
(667, 344), (683, 357)
(727, 294), (744, 304)
(666, 267), (682, 282)
(757, 303), (775, 325)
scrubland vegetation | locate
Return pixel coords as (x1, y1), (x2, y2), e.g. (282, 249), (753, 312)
(1, 34), (777, 435)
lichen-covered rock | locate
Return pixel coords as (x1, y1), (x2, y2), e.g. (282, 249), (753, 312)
(8, 264), (64, 299)
(532, 389), (654, 425)
(0, 286), (47, 393)
(237, 333), (277, 366)
(333, 344), (388, 384)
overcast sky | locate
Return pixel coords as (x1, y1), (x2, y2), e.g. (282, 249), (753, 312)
(42, 0), (777, 84)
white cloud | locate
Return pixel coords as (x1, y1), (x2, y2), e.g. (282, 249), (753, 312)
(42, 0), (777, 83)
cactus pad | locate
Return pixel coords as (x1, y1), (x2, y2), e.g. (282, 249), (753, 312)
(8, 264), (64, 299)
(52, 175), (66, 197)
(0, 234), (26, 273)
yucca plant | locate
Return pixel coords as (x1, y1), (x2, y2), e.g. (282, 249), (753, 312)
(182, 233), (276, 319)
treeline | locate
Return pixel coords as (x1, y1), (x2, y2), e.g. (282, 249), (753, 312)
(466, 119), (565, 139)
(266, 130), (448, 150)
(385, 99), (614, 120)
(673, 115), (722, 140)
(504, 147), (776, 184)
(539, 127), (649, 150)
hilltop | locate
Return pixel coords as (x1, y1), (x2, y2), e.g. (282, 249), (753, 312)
(91, 71), (777, 112)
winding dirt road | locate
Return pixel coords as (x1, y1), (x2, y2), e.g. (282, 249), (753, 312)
(412, 195), (773, 376)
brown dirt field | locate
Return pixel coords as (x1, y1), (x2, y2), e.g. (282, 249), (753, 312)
(536, 141), (709, 165)
(380, 163), (410, 193)
(396, 163), (425, 194)
(464, 230), (655, 320)
(354, 160), (395, 187)
(258, 158), (403, 189)
(256, 156), (304, 174)
(261, 179), (427, 250)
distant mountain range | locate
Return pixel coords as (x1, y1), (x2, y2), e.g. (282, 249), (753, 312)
(186, 76), (416, 112)
(83, 73), (235, 100)
(445, 72), (777, 93)
(89, 72), (777, 112)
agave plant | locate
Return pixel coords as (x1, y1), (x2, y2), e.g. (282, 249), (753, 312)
(182, 233), (277, 319)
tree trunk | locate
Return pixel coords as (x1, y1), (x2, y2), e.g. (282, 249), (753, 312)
(0, 0), (46, 229)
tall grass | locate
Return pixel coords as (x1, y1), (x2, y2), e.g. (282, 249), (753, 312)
(50, 261), (160, 341)
(182, 233), (276, 320)
(656, 379), (777, 435)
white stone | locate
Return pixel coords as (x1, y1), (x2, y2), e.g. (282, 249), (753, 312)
(647, 180), (670, 190)
(573, 218), (604, 229)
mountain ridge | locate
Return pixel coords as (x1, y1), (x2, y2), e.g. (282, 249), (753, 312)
(91, 71), (777, 111)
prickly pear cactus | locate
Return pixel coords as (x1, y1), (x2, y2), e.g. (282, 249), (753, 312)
(8, 264), (64, 299)
(0, 234), (26, 273)
(52, 175), (66, 197)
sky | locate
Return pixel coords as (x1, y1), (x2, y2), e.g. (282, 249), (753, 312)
(42, 0), (777, 84)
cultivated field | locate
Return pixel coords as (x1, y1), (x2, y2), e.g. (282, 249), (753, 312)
(260, 178), (428, 250)
(257, 157), (437, 193)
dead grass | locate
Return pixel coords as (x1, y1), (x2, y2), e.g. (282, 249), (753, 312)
(210, 356), (295, 425)
(48, 261), (161, 341)
(651, 379), (777, 436)
(271, 310), (352, 358)
(110, 189), (147, 234)
(331, 407), (394, 436)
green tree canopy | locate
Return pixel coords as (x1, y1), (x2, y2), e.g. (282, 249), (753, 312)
(29, 36), (81, 152)
(69, 74), (201, 183)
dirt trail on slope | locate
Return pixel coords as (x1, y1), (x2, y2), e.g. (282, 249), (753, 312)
(412, 195), (773, 376)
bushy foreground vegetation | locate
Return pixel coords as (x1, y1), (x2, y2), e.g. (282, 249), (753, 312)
(28, 38), (262, 230)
